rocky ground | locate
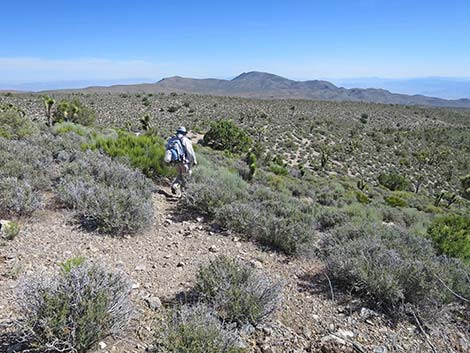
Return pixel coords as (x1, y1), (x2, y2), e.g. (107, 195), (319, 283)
(0, 185), (468, 353)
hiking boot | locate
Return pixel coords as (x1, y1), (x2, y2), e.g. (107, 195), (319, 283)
(172, 184), (181, 197)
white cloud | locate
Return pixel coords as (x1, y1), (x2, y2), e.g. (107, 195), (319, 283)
(0, 57), (173, 82)
(1, 56), (469, 85)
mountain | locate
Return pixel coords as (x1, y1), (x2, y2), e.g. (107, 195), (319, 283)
(332, 77), (470, 100)
(55, 72), (470, 108)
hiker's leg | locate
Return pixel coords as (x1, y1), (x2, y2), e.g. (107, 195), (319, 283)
(171, 164), (183, 193)
(179, 164), (190, 189)
(171, 164), (185, 196)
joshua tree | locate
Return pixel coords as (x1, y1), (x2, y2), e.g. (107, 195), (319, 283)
(461, 175), (470, 199)
(140, 114), (151, 131)
(43, 96), (55, 127)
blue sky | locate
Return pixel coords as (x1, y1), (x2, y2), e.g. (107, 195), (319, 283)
(1, 0), (470, 84)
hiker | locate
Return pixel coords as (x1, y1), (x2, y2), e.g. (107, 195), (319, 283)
(164, 126), (197, 196)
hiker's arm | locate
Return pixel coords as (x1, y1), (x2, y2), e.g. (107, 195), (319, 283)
(184, 139), (197, 166)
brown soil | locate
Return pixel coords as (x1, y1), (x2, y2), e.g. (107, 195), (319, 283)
(0, 186), (468, 353)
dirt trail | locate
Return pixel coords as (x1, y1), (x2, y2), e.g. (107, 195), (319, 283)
(0, 187), (468, 352)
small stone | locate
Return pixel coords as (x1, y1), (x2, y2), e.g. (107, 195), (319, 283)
(131, 283), (140, 290)
(145, 296), (162, 311)
(263, 326), (273, 336)
(360, 307), (378, 319)
(321, 334), (346, 345)
(251, 260), (263, 269)
(373, 346), (388, 353)
(261, 345), (276, 353)
(164, 219), (172, 226)
(337, 329), (354, 339)
(209, 245), (218, 253)
(196, 217), (204, 223)
(98, 341), (107, 349)
(163, 254), (172, 259)
(177, 261), (185, 267)
(135, 264), (146, 271)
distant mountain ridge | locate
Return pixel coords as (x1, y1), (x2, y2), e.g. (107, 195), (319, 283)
(55, 71), (470, 108)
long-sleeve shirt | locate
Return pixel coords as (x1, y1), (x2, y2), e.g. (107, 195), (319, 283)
(179, 135), (197, 166)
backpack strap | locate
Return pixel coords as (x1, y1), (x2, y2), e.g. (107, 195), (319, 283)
(178, 136), (188, 162)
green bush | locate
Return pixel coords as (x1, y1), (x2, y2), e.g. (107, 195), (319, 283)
(384, 195), (408, 208)
(378, 173), (411, 191)
(57, 151), (154, 235)
(268, 163), (289, 176)
(0, 109), (36, 139)
(355, 191), (370, 204)
(17, 261), (132, 353)
(85, 131), (174, 179)
(0, 220), (20, 240)
(155, 304), (244, 353)
(427, 215), (470, 263)
(53, 121), (90, 136)
(53, 99), (96, 126)
(203, 120), (252, 154)
(195, 256), (281, 325)
(316, 207), (350, 230)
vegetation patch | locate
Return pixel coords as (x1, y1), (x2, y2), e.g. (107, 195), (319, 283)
(325, 223), (470, 312)
(427, 215), (470, 263)
(85, 130), (175, 178)
(17, 261), (132, 353)
(57, 151), (154, 235)
(195, 256), (282, 325)
(154, 304), (244, 353)
(378, 173), (411, 191)
(203, 120), (252, 154)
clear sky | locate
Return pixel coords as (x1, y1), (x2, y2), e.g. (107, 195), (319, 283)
(1, 0), (469, 84)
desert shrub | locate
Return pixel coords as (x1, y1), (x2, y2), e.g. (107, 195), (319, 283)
(343, 203), (382, 224)
(381, 206), (406, 225)
(17, 261), (132, 353)
(195, 256), (281, 325)
(325, 223), (469, 312)
(250, 193), (315, 254)
(433, 257), (470, 302)
(53, 121), (90, 136)
(355, 191), (370, 204)
(384, 195), (408, 208)
(378, 173), (411, 191)
(203, 120), (252, 154)
(461, 175), (470, 199)
(0, 220), (20, 240)
(427, 215), (470, 263)
(0, 137), (52, 189)
(215, 186), (316, 254)
(184, 164), (250, 215)
(57, 151), (153, 234)
(154, 304), (244, 353)
(0, 109), (36, 139)
(0, 135), (59, 216)
(0, 177), (41, 217)
(53, 99), (96, 126)
(316, 207), (350, 230)
(85, 130), (174, 178)
(268, 163), (289, 176)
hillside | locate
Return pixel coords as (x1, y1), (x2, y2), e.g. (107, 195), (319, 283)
(55, 71), (470, 108)
(1, 92), (469, 353)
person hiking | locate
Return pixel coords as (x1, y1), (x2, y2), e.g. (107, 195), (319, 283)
(164, 126), (197, 197)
